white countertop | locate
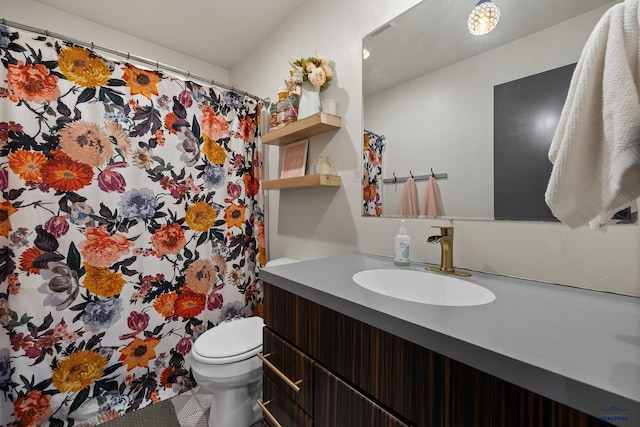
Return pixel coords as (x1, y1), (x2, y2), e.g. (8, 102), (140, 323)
(260, 253), (640, 426)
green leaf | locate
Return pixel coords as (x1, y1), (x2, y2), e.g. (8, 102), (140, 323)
(104, 87), (124, 107)
(67, 242), (81, 273)
(103, 363), (122, 377)
(69, 387), (90, 414)
(196, 232), (208, 247)
(77, 87), (96, 104)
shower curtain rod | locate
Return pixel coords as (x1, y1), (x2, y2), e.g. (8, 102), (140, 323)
(1, 18), (269, 105)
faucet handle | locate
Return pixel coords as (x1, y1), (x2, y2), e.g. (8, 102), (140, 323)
(430, 225), (453, 236)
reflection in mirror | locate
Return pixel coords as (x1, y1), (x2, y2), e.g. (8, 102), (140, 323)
(362, 0), (636, 224)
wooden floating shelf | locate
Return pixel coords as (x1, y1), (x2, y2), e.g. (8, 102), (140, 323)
(262, 174), (341, 190)
(263, 112), (342, 146)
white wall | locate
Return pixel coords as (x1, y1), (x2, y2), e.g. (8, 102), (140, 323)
(366, 8), (608, 219)
(232, 0), (640, 297)
(230, 0), (422, 262)
(2, 0), (229, 84)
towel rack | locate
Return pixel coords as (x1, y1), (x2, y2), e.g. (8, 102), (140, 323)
(382, 170), (448, 184)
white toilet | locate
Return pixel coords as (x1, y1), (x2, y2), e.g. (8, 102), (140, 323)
(190, 316), (264, 427)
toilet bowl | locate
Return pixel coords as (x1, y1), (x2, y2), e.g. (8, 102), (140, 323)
(190, 316), (264, 427)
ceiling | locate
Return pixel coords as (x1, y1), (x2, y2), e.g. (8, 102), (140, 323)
(363, 0), (618, 96)
(32, 0), (618, 90)
(33, 0), (306, 69)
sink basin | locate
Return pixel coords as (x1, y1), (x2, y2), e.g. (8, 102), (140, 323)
(352, 269), (496, 306)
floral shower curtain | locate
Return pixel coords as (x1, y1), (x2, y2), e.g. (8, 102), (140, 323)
(362, 130), (385, 217)
(0, 25), (265, 426)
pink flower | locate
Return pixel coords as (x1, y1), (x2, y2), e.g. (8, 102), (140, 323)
(119, 310), (149, 340)
(24, 345), (42, 359)
(175, 337), (192, 355)
(44, 215), (69, 238)
(322, 63), (334, 80)
(11, 332), (32, 351)
(201, 105), (229, 140)
(127, 311), (149, 332)
(78, 225), (133, 268)
(308, 67), (327, 87)
(36, 334), (60, 350)
(0, 169), (8, 191)
(207, 290), (224, 310)
(226, 182), (242, 201)
(98, 162), (127, 193)
(178, 90), (193, 108)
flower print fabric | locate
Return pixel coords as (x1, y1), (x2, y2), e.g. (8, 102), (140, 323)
(0, 27), (264, 426)
(362, 131), (385, 216)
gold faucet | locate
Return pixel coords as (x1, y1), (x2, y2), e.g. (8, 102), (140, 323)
(426, 226), (471, 277)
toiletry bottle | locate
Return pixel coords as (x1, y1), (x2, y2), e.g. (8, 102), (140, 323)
(394, 220), (410, 266)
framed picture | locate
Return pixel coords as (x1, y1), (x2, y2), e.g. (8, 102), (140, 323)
(281, 139), (309, 178)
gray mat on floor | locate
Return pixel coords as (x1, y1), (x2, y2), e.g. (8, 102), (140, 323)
(101, 399), (180, 427)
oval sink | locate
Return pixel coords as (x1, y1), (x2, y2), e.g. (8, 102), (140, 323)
(352, 269), (495, 306)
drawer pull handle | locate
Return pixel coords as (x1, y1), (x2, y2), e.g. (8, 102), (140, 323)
(258, 353), (302, 393)
(258, 399), (282, 427)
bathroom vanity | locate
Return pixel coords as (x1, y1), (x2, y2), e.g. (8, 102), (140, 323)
(259, 253), (640, 427)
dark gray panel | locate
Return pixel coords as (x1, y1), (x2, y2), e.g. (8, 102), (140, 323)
(494, 63), (576, 221)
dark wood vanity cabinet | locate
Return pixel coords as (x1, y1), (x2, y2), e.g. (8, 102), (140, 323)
(262, 282), (613, 427)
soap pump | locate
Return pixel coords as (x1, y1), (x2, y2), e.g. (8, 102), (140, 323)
(394, 220), (410, 266)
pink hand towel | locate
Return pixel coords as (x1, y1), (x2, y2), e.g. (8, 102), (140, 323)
(420, 176), (445, 218)
(399, 177), (419, 217)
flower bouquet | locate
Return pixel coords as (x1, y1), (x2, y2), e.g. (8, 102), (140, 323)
(288, 55), (334, 89)
(285, 55), (334, 120)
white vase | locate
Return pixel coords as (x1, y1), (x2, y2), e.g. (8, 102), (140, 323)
(297, 81), (321, 119)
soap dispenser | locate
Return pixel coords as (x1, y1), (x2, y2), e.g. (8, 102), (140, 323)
(394, 220), (410, 266)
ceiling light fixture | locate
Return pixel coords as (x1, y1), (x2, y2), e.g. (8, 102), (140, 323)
(468, 0), (500, 36)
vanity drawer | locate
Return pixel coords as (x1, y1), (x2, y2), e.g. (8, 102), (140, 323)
(262, 328), (314, 415)
(314, 363), (412, 427)
(262, 376), (313, 427)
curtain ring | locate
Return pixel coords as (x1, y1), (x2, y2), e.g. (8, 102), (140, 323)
(90, 42), (94, 51)
(410, 170), (414, 178)
(393, 172), (397, 183)
(155, 61), (159, 71)
(186, 70), (191, 79)
(126, 52), (130, 60)
(431, 168), (435, 177)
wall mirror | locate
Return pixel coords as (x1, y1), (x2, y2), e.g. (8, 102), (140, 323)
(362, 0), (636, 223)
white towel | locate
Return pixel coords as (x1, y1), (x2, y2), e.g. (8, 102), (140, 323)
(545, 0), (640, 229)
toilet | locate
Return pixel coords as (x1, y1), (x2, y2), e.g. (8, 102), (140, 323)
(190, 316), (264, 427)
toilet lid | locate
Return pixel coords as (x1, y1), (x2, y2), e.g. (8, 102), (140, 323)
(193, 316), (264, 360)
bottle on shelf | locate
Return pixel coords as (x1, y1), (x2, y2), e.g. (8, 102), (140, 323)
(313, 156), (332, 175)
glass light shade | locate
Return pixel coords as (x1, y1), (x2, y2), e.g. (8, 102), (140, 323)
(468, 0), (500, 36)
